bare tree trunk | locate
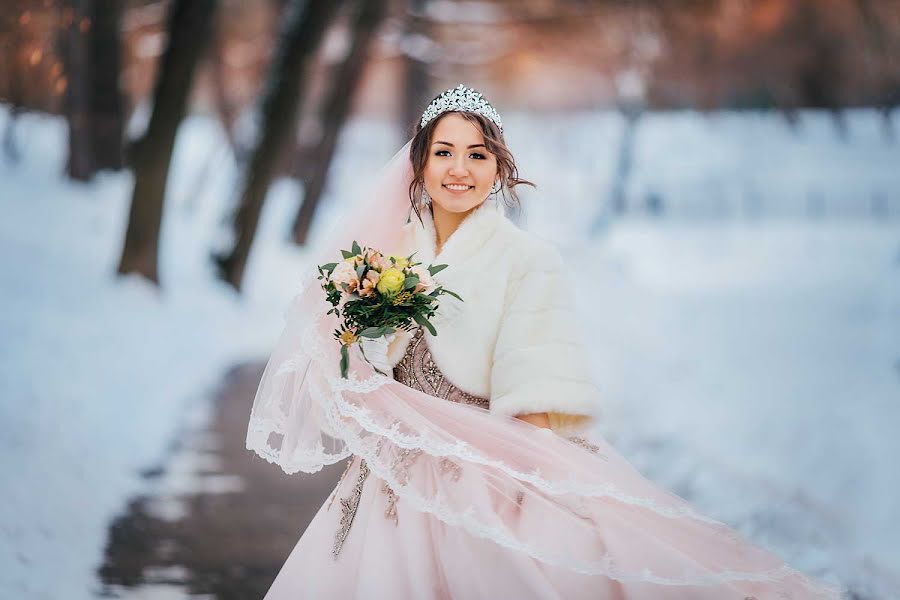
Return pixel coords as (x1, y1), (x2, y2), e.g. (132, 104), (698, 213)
(63, 0), (94, 180)
(210, 14), (245, 160)
(89, 0), (125, 170)
(2, 105), (21, 164)
(403, 0), (431, 135)
(62, 0), (125, 179)
(214, 0), (343, 291)
(117, 0), (218, 283)
(2, 11), (26, 164)
(591, 105), (640, 234)
(292, 0), (387, 245)
(853, 0), (898, 140)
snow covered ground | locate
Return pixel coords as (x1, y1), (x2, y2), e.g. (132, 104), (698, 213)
(1, 105), (898, 598)
(573, 222), (900, 597)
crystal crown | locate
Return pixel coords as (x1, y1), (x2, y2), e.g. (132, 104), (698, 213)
(419, 84), (503, 132)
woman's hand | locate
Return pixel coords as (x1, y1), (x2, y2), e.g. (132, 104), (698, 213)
(515, 412), (551, 429)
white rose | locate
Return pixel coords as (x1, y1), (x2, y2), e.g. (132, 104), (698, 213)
(331, 261), (359, 291)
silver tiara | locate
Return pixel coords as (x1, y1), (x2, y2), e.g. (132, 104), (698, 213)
(419, 84), (503, 132)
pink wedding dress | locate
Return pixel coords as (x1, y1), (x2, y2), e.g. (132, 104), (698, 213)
(247, 141), (843, 600)
(259, 328), (841, 599)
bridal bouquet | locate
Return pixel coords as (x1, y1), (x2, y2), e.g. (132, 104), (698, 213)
(317, 241), (462, 378)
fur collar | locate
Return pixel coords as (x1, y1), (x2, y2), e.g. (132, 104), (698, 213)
(410, 199), (505, 272)
(388, 199), (599, 427)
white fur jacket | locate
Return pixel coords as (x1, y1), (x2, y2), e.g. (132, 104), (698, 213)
(384, 199), (600, 431)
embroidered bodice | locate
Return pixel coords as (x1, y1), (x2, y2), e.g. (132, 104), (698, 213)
(392, 328), (490, 410)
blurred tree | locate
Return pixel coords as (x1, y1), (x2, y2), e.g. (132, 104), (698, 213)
(62, 0), (91, 178)
(62, 0), (125, 180)
(1, 10), (25, 164)
(214, 0), (343, 291)
(853, 0), (899, 138)
(88, 0), (124, 169)
(403, 0), (432, 135)
(210, 10), (245, 162)
(292, 0), (388, 245)
(117, 0), (218, 283)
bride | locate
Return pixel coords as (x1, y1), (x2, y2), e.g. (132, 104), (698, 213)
(246, 84), (843, 599)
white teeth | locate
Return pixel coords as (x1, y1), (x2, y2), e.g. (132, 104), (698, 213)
(445, 184), (470, 191)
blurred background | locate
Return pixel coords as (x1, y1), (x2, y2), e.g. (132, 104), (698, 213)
(1, 0), (899, 598)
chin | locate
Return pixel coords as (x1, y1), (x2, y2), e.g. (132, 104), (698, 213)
(435, 197), (486, 214)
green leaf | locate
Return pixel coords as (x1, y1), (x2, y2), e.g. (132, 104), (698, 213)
(442, 289), (463, 301)
(403, 275), (419, 290)
(351, 240), (362, 256)
(428, 264), (448, 276)
(412, 313), (437, 336)
(356, 264), (366, 280)
(320, 262), (338, 275)
(340, 344), (349, 379)
(358, 325), (396, 338)
(341, 249), (353, 259)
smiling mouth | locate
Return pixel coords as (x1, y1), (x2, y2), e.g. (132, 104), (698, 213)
(443, 184), (474, 192)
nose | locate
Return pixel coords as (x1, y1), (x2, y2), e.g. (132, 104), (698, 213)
(448, 155), (469, 178)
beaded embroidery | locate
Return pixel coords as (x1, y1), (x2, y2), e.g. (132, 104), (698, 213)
(393, 328), (491, 410)
(332, 458), (370, 558)
(326, 457), (356, 512)
(439, 457), (463, 482)
(566, 436), (608, 460)
(382, 481), (399, 525)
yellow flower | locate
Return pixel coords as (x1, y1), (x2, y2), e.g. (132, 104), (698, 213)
(376, 267), (405, 296)
(391, 291), (413, 305)
(339, 330), (357, 345)
(388, 255), (409, 269)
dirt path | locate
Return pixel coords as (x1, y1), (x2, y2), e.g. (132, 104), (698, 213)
(97, 363), (346, 599)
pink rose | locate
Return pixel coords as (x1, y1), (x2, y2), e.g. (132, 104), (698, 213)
(359, 270), (380, 298)
(368, 252), (387, 272)
(411, 265), (436, 294)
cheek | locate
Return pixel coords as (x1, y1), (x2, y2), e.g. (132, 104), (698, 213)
(477, 161), (499, 185)
(423, 160), (443, 183)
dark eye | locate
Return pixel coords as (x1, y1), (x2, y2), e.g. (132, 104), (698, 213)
(469, 152), (486, 160)
(435, 150), (450, 157)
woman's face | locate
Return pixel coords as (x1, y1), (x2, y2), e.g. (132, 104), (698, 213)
(423, 113), (499, 215)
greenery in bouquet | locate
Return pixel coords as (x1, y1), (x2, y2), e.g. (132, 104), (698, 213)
(317, 240), (462, 378)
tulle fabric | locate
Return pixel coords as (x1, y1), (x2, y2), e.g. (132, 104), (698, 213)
(246, 140), (844, 597)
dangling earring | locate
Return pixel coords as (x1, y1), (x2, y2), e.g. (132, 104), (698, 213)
(490, 180), (502, 196)
(420, 187), (431, 207)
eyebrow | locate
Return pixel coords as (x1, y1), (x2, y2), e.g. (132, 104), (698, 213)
(432, 141), (486, 149)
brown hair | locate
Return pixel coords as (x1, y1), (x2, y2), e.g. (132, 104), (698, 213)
(407, 107), (534, 224)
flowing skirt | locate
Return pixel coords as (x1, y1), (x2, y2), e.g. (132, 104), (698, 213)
(251, 318), (842, 599)
(263, 451), (839, 599)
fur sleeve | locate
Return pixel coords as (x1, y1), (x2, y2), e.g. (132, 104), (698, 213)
(489, 241), (600, 429)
